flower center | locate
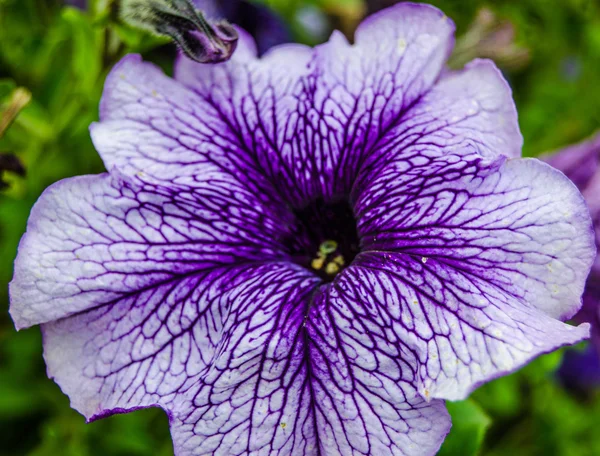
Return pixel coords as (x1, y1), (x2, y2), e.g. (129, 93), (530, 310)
(286, 198), (360, 282)
(310, 240), (346, 276)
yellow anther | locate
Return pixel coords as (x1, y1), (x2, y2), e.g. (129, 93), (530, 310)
(311, 257), (325, 270)
(311, 240), (347, 277)
(325, 262), (340, 275)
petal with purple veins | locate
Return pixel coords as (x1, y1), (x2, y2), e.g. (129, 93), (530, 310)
(40, 263), (316, 423)
(356, 156), (595, 321)
(354, 59), (522, 196)
(169, 270), (450, 456)
(350, 155), (594, 400)
(175, 3), (456, 204)
(346, 252), (588, 401)
(299, 285), (450, 455)
(42, 260), (450, 455)
(92, 54), (279, 200)
(10, 172), (293, 329)
(175, 31), (319, 205)
(311, 3), (455, 152)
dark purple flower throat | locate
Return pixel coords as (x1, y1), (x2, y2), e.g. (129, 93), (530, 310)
(286, 197), (360, 281)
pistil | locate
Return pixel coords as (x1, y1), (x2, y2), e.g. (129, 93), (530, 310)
(310, 240), (346, 276)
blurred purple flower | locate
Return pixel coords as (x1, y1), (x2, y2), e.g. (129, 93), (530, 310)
(10, 4), (595, 455)
(558, 344), (600, 392)
(65, 0), (87, 8)
(366, 0), (398, 14)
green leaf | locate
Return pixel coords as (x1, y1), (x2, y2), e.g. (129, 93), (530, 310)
(62, 7), (104, 96)
(0, 80), (17, 101)
(438, 399), (491, 456)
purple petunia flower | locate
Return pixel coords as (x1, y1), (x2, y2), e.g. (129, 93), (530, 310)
(558, 344), (600, 392)
(9, 4), (596, 455)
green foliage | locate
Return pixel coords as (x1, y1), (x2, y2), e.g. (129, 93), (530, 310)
(473, 350), (600, 456)
(438, 400), (491, 456)
(1, 1), (600, 455)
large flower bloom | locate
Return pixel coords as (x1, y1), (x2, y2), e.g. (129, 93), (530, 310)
(10, 4), (596, 455)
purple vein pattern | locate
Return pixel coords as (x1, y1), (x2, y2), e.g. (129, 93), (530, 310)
(9, 3), (596, 455)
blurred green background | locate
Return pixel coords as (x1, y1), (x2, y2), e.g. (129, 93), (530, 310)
(1, 0), (600, 455)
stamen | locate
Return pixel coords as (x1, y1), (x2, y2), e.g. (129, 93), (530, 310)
(287, 198), (359, 282)
(311, 240), (347, 277)
(324, 262), (340, 275)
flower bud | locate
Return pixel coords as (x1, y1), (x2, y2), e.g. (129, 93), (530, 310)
(120, 0), (238, 63)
